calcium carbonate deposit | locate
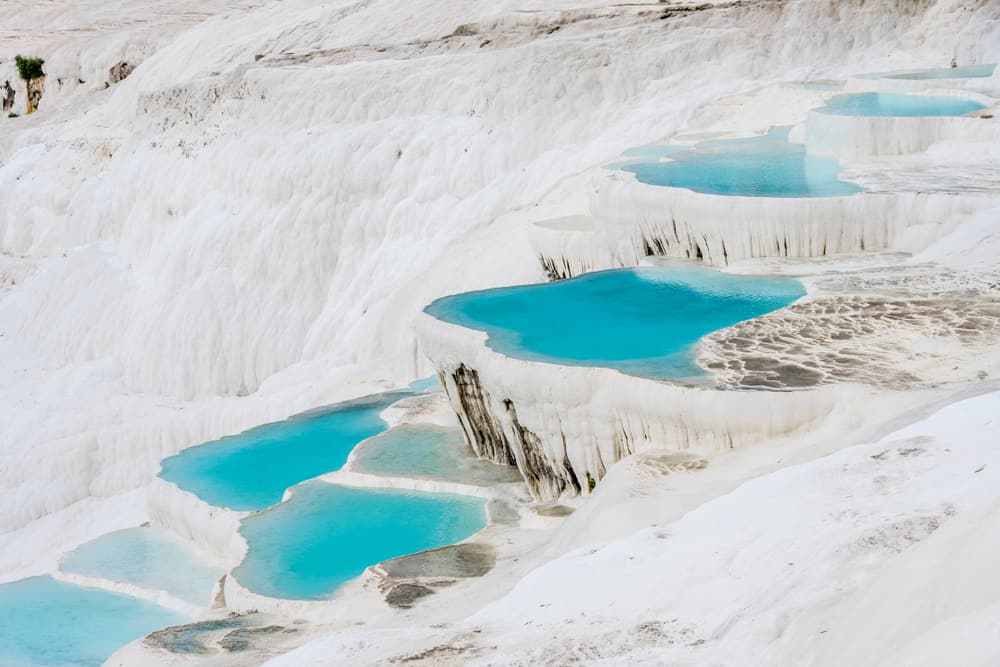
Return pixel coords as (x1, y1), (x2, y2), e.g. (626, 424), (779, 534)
(1, 0), (1000, 665)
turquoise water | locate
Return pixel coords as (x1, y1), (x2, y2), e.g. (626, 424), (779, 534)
(352, 425), (522, 485)
(816, 92), (986, 117)
(234, 482), (487, 600)
(61, 528), (224, 606)
(159, 390), (410, 511)
(425, 266), (805, 381)
(0, 576), (186, 667)
(617, 128), (862, 197)
(407, 375), (442, 393)
(886, 64), (996, 80)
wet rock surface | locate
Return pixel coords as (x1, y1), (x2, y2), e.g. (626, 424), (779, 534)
(145, 615), (252, 655)
(540, 254), (575, 281)
(380, 543), (497, 580)
(448, 365), (516, 466)
(384, 583), (436, 609)
(1, 80), (14, 111)
(144, 612), (296, 656)
(447, 365), (580, 499)
(219, 625), (297, 653)
(376, 543), (498, 608)
(505, 398), (582, 498)
(533, 503), (575, 517)
(486, 498), (520, 525)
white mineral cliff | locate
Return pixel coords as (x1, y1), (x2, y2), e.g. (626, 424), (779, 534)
(416, 311), (934, 500)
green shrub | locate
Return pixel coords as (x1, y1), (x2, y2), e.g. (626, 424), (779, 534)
(15, 55), (45, 81)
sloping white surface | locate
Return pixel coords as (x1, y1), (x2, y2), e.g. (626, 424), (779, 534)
(265, 389), (1000, 666)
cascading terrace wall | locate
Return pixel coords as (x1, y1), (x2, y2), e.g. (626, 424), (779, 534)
(532, 178), (996, 276)
(417, 313), (925, 500)
(805, 103), (998, 160)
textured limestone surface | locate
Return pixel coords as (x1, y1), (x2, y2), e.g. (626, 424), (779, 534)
(701, 297), (1000, 390)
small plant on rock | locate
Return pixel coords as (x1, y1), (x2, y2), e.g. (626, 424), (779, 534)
(15, 55), (45, 81)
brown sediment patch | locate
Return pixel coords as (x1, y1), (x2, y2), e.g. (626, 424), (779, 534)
(487, 498), (521, 525)
(534, 503), (575, 517)
(219, 625), (297, 652)
(379, 543), (497, 580)
(375, 543), (498, 609)
(144, 613), (291, 655)
(396, 641), (483, 664)
(383, 583), (436, 609)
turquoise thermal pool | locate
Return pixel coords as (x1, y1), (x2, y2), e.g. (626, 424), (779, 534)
(158, 390), (410, 511)
(61, 527), (225, 606)
(0, 576), (186, 667)
(616, 128), (862, 197)
(816, 92), (986, 117)
(233, 481), (487, 600)
(352, 425), (522, 485)
(884, 64), (996, 80)
(424, 265), (805, 381)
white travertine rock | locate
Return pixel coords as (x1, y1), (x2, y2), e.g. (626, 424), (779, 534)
(805, 103), (1000, 160)
(844, 68), (1000, 95)
(416, 311), (927, 500)
(539, 172), (995, 275)
(147, 477), (249, 567)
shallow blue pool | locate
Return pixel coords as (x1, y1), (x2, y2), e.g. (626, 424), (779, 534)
(425, 265), (805, 381)
(816, 92), (986, 117)
(233, 482), (486, 600)
(352, 425), (522, 485)
(159, 390), (411, 511)
(885, 64), (995, 80)
(0, 575), (186, 667)
(617, 128), (862, 197)
(61, 528), (224, 606)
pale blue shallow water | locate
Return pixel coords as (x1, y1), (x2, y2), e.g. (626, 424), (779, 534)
(406, 375), (442, 393)
(885, 64), (995, 80)
(61, 528), (224, 606)
(616, 128), (862, 197)
(353, 425), (522, 485)
(816, 92), (986, 117)
(158, 390), (412, 511)
(425, 265), (805, 381)
(0, 576), (186, 667)
(233, 482), (487, 600)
